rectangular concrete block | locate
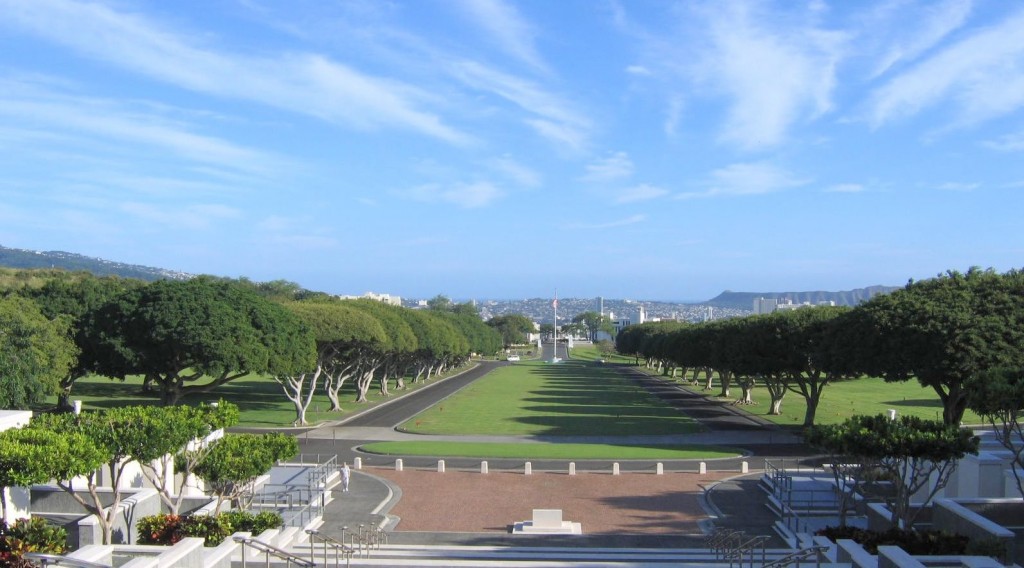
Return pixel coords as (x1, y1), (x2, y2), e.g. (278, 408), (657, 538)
(532, 509), (563, 528)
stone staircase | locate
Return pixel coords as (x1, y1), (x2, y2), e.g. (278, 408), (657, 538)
(265, 543), (817, 567)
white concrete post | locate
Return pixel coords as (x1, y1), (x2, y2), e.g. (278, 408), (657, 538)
(656, 463), (664, 475)
(354, 457), (362, 470)
(569, 462), (576, 476)
(612, 462), (620, 475)
(481, 461), (489, 474)
(699, 462), (707, 475)
(395, 459), (403, 472)
(437, 460), (445, 473)
(741, 461), (748, 474)
(525, 462), (532, 475)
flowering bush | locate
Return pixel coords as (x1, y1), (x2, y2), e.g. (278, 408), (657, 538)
(136, 510), (282, 547)
(0, 517), (67, 568)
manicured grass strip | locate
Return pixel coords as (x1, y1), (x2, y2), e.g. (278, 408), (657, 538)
(44, 363), (476, 427)
(360, 441), (741, 460)
(642, 369), (982, 426)
(568, 344), (633, 364)
(401, 359), (699, 436)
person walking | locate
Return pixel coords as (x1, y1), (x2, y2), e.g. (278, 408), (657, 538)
(341, 462), (351, 492)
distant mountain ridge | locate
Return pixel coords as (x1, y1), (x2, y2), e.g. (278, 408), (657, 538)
(706, 286), (898, 310)
(0, 244), (192, 282)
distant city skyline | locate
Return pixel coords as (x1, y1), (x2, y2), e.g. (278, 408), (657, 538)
(2, 1), (1022, 300)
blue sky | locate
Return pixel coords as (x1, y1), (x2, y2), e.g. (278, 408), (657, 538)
(1, 0), (1022, 302)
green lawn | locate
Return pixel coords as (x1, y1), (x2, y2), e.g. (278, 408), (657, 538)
(42, 364), (476, 428)
(642, 369), (983, 426)
(568, 344), (634, 364)
(360, 441), (741, 459)
(399, 358), (700, 436)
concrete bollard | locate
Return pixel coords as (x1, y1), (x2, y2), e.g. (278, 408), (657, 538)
(437, 460), (445, 473)
(656, 463), (664, 475)
(569, 462), (576, 476)
(612, 462), (620, 475)
(525, 462), (532, 475)
(395, 459), (403, 472)
(354, 457), (362, 470)
(741, 461), (748, 474)
(699, 462), (707, 475)
(481, 461), (489, 474)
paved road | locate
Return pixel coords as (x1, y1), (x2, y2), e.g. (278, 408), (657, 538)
(295, 343), (816, 472)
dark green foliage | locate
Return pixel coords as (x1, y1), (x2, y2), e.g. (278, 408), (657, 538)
(486, 314), (534, 347)
(136, 513), (230, 547)
(0, 517), (67, 567)
(218, 511), (283, 534)
(816, 526), (969, 555)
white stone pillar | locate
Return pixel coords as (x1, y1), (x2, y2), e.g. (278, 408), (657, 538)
(656, 463), (664, 475)
(437, 460), (445, 473)
(395, 459), (403, 472)
(481, 461), (489, 474)
(699, 462), (707, 475)
(569, 462), (576, 476)
(741, 461), (749, 474)
(612, 462), (620, 475)
(354, 457), (362, 470)
(525, 462), (532, 475)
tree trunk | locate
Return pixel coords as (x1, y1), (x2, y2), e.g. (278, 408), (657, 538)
(703, 368), (714, 390)
(718, 371), (731, 398)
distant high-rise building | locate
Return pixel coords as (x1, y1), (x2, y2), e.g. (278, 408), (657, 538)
(753, 297), (778, 314)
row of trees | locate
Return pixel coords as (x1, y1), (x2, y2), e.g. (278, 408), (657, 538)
(616, 268), (1024, 427)
(1, 273), (504, 425)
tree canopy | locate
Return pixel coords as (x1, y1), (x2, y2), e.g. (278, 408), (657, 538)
(0, 295), (77, 409)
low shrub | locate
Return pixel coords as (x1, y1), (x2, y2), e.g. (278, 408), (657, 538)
(137, 514), (229, 547)
(0, 517), (67, 568)
(817, 526), (968, 555)
(219, 511), (283, 535)
(137, 511), (283, 548)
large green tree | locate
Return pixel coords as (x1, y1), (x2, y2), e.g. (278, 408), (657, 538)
(0, 295), (77, 409)
(190, 433), (298, 515)
(282, 301), (389, 419)
(487, 314), (534, 347)
(344, 300), (417, 401)
(966, 367), (1024, 497)
(806, 414), (978, 528)
(93, 277), (316, 405)
(572, 311), (615, 342)
(23, 276), (140, 408)
(856, 268), (1024, 425)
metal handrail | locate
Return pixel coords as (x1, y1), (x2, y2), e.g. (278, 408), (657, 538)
(233, 536), (315, 567)
(725, 535), (770, 567)
(306, 529), (355, 567)
(21, 553), (109, 568)
(763, 545), (830, 567)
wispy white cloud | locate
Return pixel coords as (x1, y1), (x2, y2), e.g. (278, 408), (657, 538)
(983, 130), (1024, 152)
(0, 81), (280, 176)
(664, 95), (684, 138)
(626, 65), (652, 76)
(934, 181), (980, 191)
(119, 201), (241, 230)
(580, 152), (634, 182)
(680, 2), (848, 149)
(402, 181), (504, 208)
(679, 161), (810, 198)
(449, 60), (591, 150)
(566, 214), (646, 230)
(487, 155), (542, 188)
(870, 0), (973, 78)
(615, 184), (668, 204)
(0, 0), (469, 144)
(867, 8), (1024, 128)
(454, 0), (546, 72)
(824, 183), (865, 193)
